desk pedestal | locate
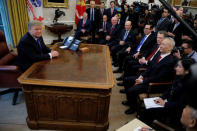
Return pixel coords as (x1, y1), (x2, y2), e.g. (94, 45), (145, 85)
(24, 85), (110, 131)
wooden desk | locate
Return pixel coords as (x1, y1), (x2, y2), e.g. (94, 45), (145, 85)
(116, 119), (155, 131)
(18, 44), (114, 131)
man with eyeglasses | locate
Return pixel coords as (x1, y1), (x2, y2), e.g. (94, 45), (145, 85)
(17, 21), (59, 72)
(174, 40), (197, 62)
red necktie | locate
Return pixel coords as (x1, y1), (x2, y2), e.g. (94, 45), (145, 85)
(156, 55), (162, 63)
(110, 26), (114, 35)
(146, 47), (158, 61)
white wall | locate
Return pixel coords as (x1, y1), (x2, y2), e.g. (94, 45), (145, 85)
(42, 0), (76, 44)
(105, 0), (162, 8)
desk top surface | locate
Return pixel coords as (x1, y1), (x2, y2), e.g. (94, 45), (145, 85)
(18, 44), (114, 89)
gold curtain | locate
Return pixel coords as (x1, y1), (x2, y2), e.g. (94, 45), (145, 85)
(7, 0), (29, 47)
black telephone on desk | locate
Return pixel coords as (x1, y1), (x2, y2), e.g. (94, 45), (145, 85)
(60, 36), (81, 51)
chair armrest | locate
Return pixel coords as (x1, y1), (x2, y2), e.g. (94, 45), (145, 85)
(153, 120), (175, 131)
(137, 67), (147, 75)
(149, 82), (173, 86)
(0, 65), (22, 88)
(0, 65), (20, 72)
(147, 82), (173, 97)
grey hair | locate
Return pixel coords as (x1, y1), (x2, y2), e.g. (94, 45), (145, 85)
(164, 37), (175, 50)
(190, 107), (197, 120)
(28, 21), (43, 31)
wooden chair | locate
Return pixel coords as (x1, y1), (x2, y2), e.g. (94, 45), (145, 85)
(0, 30), (22, 105)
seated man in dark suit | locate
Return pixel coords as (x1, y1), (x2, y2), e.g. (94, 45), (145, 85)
(100, 16), (120, 46)
(74, 12), (91, 40)
(111, 21), (135, 70)
(106, 1), (117, 22)
(122, 37), (177, 114)
(98, 15), (110, 44)
(17, 21), (59, 72)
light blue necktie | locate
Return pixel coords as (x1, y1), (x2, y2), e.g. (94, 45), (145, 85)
(123, 31), (128, 41)
(134, 35), (147, 53)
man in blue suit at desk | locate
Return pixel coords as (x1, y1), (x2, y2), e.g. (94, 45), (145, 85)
(17, 21), (59, 72)
(75, 12), (91, 40)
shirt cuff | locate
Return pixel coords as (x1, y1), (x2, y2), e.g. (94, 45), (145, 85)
(49, 53), (52, 59)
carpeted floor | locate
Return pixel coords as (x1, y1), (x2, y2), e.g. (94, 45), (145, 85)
(0, 67), (136, 131)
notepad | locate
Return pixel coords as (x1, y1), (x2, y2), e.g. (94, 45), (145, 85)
(143, 97), (164, 109)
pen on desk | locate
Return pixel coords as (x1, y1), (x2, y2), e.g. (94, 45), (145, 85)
(139, 128), (153, 131)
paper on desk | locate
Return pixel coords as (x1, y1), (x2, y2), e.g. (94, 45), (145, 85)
(134, 126), (142, 131)
(144, 97), (164, 109)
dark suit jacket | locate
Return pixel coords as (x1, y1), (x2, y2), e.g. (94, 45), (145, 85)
(76, 19), (91, 33)
(86, 8), (99, 30)
(106, 8), (117, 22)
(17, 32), (51, 72)
(168, 22), (183, 46)
(135, 32), (157, 56)
(160, 77), (184, 108)
(98, 8), (107, 23)
(156, 17), (170, 32)
(142, 54), (177, 84)
(118, 29), (136, 47)
(106, 24), (121, 42)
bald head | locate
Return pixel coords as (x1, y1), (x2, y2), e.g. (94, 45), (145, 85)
(111, 17), (118, 25)
(125, 21), (132, 31)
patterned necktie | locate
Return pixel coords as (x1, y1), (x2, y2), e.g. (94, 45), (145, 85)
(123, 31), (128, 41)
(103, 22), (106, 31)
(156, 55), (162, 63)
(111, 8), (113, 16)
(36, 39), (42, 52)
(110, 26), (114, 35)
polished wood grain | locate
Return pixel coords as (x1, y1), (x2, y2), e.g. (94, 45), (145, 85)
(18, 44), (114, 131)
(19, 44), (114, 89)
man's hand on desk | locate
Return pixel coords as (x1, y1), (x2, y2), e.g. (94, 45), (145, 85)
(51, 50), (59, 58)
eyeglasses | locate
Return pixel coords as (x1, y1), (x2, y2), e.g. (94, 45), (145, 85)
(182, 47), (189, 50)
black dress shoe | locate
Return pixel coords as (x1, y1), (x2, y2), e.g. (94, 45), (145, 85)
(122, 100), (129, 106)
(116, 75), (123, 81)
(119, 89), (126, 93)
(125, 108), (136, 114)
(113, 68), (123, 73)
(117, 82), (124, 86)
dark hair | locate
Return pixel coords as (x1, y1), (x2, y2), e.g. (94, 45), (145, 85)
(139, 18), (146, 24)
(158, 30), (168, 38)
(110, 1), (115, 4)
(181, 58), (195, 71)
(182, 40), (193, 49)
(146, 23), (154, 30)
